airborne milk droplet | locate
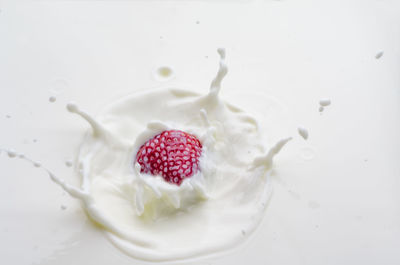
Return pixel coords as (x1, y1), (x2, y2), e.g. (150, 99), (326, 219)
(298, 127), (309, 140)
(319, 98), (331, 107)
(375, 51), (384, 59)
(7, 150), (17, 158)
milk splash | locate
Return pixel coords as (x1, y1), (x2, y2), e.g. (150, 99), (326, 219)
(2, 49), (291, 262)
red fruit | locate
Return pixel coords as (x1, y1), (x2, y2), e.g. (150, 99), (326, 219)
(135, 130), (202, 185)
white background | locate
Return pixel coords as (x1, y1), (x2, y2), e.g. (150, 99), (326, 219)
(0, 0), (399, 264)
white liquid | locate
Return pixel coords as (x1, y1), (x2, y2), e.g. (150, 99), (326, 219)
(66, 49), (290, 261)
(7, 150), (17, 158)
(1, 49), (291, 262)
(375, 51), (384, 59)
(155, 66), (174, 80)
(298, 127), (309, 140)
(319, 98), (331, 107)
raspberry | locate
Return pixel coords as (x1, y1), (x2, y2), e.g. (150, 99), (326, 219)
(135, 130), (202, 185)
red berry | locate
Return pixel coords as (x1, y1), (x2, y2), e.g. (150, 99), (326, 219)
(135, 130), (202, 185)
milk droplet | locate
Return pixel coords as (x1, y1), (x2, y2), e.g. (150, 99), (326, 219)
(155, 66), (174, 81)
(297, 127), (309, 140)
(7, 150), (17, 158)
(375, 51), (384, 59)
(158, 67), (172, 77)
(66, 102), (78, 113)
(60, 205), (67, 210)
(18, 154), (25, 159)
(319, 98), (331, 107)
(65, 160), (73, 167)
(49, 96), (56, 103)
(319, 106), (324, 112)
(33, 161), (41, 167)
